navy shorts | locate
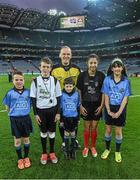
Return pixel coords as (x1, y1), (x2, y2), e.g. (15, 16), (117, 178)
(10, 115), (33, 138)
(81, 102), (102, 121)
(104, 105), (126, 127)
(62, 117), (78, 132)
(37, 106), (57, 133)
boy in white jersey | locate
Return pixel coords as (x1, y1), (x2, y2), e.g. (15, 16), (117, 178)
(30, 57), (62, 165)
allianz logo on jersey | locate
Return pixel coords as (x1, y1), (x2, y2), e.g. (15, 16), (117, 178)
(66, 103), (75, 109)
(15, 102), (28, 108)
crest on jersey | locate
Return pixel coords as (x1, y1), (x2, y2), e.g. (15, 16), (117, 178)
(95, 82), (98, 87)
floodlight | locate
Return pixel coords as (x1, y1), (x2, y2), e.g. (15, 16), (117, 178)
(48, 9), (57, 16)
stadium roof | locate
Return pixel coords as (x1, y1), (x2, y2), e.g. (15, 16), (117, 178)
(85, 0), (140, 29)
(0, 0), (140, 31)
(0, 0), (86, 14)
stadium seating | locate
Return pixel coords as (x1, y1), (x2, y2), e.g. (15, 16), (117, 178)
(0, 4), (140, 75)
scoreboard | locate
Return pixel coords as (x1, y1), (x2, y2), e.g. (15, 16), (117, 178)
(60, 16), (85, 29)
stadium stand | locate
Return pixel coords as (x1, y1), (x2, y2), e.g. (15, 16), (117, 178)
(0, 1), (140, 75)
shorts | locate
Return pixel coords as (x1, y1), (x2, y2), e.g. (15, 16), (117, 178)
(62, 117), (78, 132)
(10, 115), (33, 138)
(37, 106), (57, 133)
(81, 102), (102, 121)
(104, 105), (126, 127)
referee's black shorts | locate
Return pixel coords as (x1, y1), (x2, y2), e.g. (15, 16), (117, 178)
(81, 102), (102, 121)
(37, 106), (57, 133)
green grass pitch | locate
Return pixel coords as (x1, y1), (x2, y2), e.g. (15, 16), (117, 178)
(0, 75), (140, 179)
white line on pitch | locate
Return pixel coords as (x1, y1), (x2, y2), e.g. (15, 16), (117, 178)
(0, 110), (7, 112)
(130, 95), (140, 98)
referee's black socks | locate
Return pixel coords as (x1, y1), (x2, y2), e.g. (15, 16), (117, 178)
(41, 137), (47, 154)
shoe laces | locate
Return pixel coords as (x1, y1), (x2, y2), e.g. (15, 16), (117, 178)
(91, 147), (97, 154)
(41, 154), (47, 160)
(49, 153), (56, 160)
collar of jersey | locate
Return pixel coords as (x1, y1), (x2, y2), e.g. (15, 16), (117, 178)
(13, 86), (25, 94)
(41, 76), (50, 80)
(60, 63), (72, 71)
(110, 74), (125, 82)
(63, 88), (76, 96)
(87, 70), (97, 77)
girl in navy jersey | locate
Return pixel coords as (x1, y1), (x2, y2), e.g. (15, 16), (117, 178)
(77, 54), (105, 158)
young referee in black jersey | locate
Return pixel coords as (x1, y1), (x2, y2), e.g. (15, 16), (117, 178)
(77, 54), (105, 158)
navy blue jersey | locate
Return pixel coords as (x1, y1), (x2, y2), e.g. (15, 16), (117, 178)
(60, 90), (80, 118)
(3, 88), (31, 116)
(77, 70), (105, 103)
(101, 75), (131, 105)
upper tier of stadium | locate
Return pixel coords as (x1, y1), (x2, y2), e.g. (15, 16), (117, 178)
(0, 0), (140, 31)
(0, 0), (140, 75)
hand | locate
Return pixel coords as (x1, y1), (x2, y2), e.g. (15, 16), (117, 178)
(35, 115), (41, 125)
(113, 112), (121, 119)
(55, 113), (60, 122)
(60, 122), (64, 127)
(5, 105), (9, 112)
(95, 106), (102, 116)
(80, 105), (87, 116)
(108, 111), (115, 118)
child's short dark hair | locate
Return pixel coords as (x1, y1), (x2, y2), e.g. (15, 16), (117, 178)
(40, 57), (53, 67)
(13, 71), (23, 76)
(64, 77), (75, 86)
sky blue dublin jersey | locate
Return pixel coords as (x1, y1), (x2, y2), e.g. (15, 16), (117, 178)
(3, 88), (31, 117)
(101, 75), (131, 105)
(61, 90), (80, 118)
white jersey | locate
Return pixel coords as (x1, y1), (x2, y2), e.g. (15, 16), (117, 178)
(30, 75), (62, 109)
